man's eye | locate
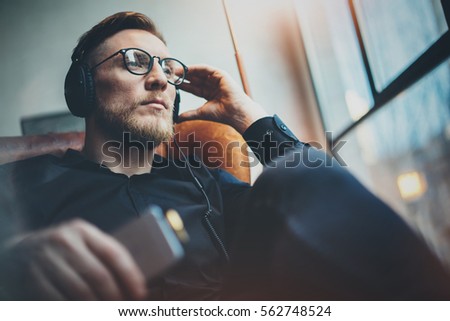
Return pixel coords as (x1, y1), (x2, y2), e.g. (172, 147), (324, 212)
(128, 61), (139, 67)
(163, 67), (173, 75)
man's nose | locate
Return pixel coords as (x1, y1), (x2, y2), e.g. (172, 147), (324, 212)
(144, 61), (168, 90)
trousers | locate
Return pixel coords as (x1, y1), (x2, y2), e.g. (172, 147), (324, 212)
(224, 148), (450, 300)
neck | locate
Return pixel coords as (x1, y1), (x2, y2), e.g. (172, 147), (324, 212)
(83, 123), (155, 177)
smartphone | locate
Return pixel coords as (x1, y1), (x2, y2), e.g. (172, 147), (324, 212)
(113, 205), (185, 281)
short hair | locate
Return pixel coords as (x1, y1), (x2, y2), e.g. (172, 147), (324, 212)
(71, 11), (166, 63)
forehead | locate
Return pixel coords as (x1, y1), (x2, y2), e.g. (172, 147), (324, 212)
(102, 29), (170, 57)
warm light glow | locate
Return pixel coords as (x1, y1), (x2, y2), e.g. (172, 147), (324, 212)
(166, 209), (189, 243)
(397, 171), (427, 201)
(345, 90), (370, 121)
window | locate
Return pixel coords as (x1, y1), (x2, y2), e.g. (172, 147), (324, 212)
(354, 0), (447, 91)
(296, 0), (373, 133)
(296, 0), (450, 266)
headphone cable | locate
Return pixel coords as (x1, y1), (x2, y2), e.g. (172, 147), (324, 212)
(172, 137), (230, 262)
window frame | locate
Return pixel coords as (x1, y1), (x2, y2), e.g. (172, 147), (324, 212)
(331, 0), (450, 144)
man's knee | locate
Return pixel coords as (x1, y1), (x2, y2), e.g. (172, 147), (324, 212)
(263, 146), (341, 171)
(251, 148), (350, 206)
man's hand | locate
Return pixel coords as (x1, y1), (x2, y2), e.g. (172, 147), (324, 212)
(178, 65), (269, 134)
(3, 219), (148, 300)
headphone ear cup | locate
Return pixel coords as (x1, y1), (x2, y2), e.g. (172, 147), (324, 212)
(64, 62), (96, 117)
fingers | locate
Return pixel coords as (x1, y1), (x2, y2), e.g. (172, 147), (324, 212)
(177, 100), (225, 123)
(38, 246), (99, 300)
(7, 219), (148, 300)
(180, 65), (224, 98)
(180, 76), (219, 98)
(65, 239), (125, 300)
(177, 108), (210, 123)
(177, 109), (199, 122)
(178, 81), (207, 98)
(80, 222), (148, 300)
(27, 263), (65, 300)
(184, 64), (221, 79)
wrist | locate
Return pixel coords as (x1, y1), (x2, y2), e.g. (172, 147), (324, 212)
(233, 102), (270, 134)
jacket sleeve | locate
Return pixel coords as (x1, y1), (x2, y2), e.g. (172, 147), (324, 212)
(242, 114), (307, 166)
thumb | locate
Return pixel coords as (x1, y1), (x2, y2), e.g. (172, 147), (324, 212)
(177, 108), (206, 123)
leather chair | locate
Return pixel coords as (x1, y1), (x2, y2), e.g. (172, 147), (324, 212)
(0, 120), (250, 183)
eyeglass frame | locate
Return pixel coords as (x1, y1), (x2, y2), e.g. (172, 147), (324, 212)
(90, 47), (188, 86)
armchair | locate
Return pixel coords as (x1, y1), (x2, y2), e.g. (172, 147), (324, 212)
(0, 120), (250, 183)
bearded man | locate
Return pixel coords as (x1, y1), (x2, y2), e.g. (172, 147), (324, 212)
(1, 11), (449, 300)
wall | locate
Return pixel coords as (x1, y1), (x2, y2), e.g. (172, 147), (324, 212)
(0, 0), (323, 147)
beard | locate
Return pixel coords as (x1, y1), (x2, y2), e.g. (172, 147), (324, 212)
(94, 97), (174, 148)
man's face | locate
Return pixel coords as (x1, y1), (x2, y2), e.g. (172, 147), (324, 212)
(91, 29), (176, 146)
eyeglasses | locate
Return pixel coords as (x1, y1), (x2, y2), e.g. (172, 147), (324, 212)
(91, 48), (188, 86)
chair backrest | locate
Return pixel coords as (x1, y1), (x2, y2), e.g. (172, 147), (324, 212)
(0, 120), (250, 183)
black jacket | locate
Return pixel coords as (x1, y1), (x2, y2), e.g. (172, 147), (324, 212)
(0, 115), (301, 299)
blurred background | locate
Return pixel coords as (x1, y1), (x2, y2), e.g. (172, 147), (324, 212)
(0, 0), (449, 267)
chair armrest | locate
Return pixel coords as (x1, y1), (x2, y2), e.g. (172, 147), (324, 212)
(0, 132), (85, 165)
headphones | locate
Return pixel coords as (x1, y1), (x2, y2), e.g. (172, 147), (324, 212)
(64, 57), (181, 122)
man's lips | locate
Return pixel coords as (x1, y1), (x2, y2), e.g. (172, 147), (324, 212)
(141, 99), (168, 110)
